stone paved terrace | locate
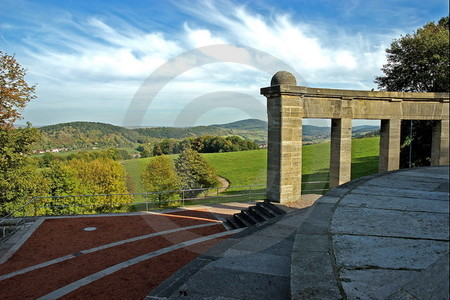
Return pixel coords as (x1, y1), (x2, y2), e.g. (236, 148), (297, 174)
(147, 166), (449, 300)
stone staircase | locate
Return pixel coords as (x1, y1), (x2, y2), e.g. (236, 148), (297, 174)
(0, 218), (24, 239)
(224, 201), (286, 229)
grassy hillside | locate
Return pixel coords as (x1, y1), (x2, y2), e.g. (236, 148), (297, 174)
(212, 119), (267, 130)
(123, 137), (380, 199)
(36, 122), (152, 150)
(33, 120), (380, 152)
(203, 150), (267, 186)
(135, 126), (232, 139)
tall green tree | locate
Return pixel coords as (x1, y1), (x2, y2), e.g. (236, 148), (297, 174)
(0, 52), (43, 215)
(0, 51), (36, 130)
(375, 17), (449, 167)
(375, 17), (449, 92)
(175, 149), (219, 196)
(141, 155), (180, 202)
(0, 159), (50, 216)
(38, 158), (132, 215)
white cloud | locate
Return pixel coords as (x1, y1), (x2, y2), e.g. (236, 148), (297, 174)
(9, 0), (406, 126)
(176, 0), (390, 87)
(184, 24), (227, 48)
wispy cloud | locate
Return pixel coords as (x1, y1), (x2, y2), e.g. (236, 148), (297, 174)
(176, 0), (389, 87)
(2, 0), (441, 126)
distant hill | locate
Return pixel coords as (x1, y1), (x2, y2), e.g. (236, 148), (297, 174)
(212, 119), (267, 131)
(303, 125), (330, 139)
(212, 120), (331, 142)
(352, 125), (380, 135)
(36, 122), (151, 150)
(135, 126), (232, 139)
(352, 125), (380, 139)
(32, 120), (379, 151)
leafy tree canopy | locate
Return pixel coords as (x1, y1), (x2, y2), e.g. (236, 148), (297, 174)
(141, 155), (180, 201)
(0, 51), (36, 129)
(175, 149), (219, 193)
(375, 16), (449, 92)
(375, 16), (449, 168)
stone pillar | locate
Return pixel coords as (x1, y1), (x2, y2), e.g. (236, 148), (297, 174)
(431, 119), (449, 166)
(329, 118), (352, 189)
(264, 71), (303, 204)
(379, 119), (401, 172)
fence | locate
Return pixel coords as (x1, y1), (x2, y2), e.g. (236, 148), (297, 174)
(0, 181), (329, 222)
(0, 185), (265, 220)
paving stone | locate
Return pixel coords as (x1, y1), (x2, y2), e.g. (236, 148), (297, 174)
(339, 268), (420, 300)
(339, 194), (449, 213)
(332, 206), (449, 240)
(231, 234), (288, 254)
(291, 251), (341, 300)
(221, 248), (254, 257)
(387, 290), (417, 300)
(148, 258), (212, 298)
(385, 173), (449, 182)
(352, 186), (449, 201)
(254, 224), (297, 238)
(364, 177), (442, 191)
(260, 236), (294, 257)
(292, 233), (329, 252)
(201, 238), (241, 258)
(324, 188), (350, 197)
(435, 183), (449, 193)
(396, 254), (449, 300)
(170, 266), (290, 300)
(208, 252), (291, 277)
(333, 235), (449, 270)
(296, 203), (334, 235)
(316, 196), (341, 204)
(275, 212), (309, 227)
(407, 167), (449, 176)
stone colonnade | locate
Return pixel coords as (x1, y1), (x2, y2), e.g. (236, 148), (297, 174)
(261, 71), (449, 204)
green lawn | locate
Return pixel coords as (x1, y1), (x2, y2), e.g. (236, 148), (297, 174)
(203, 150), (267, 186)
(122, 154), (178, 196)
(122, 137), (380, 201)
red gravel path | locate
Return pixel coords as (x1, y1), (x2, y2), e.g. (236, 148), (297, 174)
(0, 210), (228, 299)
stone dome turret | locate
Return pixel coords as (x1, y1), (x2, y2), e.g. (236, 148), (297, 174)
(270, 71), (297, 86)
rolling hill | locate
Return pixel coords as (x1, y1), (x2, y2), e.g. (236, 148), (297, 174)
(36, 122), (150, 150)
(32, 119), (379, 151)
(212, 119), (267, 130)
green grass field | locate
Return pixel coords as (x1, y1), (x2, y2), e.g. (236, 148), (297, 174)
(122, 137), (380, 200)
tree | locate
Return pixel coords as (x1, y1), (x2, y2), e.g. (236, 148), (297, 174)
(0, 125), (46, 216)
(175, 149), (219, 196)
(0, 51), (36, 130)
(36, 158), (132, 215)
(141, 155), (180, 203)
(375, 17), (449, 92)
(0, 53), (41, 216)
(66, 158), (132, 213)
(136, 144), (153, 158)
(375, 17), (449, 167)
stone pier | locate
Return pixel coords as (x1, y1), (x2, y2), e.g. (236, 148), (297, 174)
(261, 71), (449, 204)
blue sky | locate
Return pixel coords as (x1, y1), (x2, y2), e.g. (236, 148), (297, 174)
(1, 0), (448, 127)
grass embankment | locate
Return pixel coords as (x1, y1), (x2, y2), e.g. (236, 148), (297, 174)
(203, 136), (380, 192)
(122, 137), (380, 202)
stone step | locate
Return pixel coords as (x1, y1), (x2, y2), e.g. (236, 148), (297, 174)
(240, 209), (259, 224)
(234, 213), (253, 227)
(256, 202), (278, 217)
(248, 206), (271, 221)
(0, 218), (24, 226)
(224, 201), (287, 230)
(263, 201), (287, 215)
(225, 215), (244, 230)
